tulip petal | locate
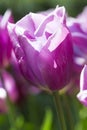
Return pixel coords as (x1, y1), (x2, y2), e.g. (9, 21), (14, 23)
(38, 33), (73, 90)
(16, 35), (45, 86)
(77, 65), (87, 106)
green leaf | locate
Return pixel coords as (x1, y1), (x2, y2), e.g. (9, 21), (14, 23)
(40, 108), (53, 130)
(23, 122), (36, 130)
(79, 106), (87, 119)
(75, 122), (83, 130)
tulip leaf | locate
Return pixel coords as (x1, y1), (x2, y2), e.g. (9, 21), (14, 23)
(40, 108), (53, 130)
(79, 106), (87, 119)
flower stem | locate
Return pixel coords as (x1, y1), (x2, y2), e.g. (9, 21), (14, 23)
(53, 91), (67, 130)
(63, 94), (74, 130)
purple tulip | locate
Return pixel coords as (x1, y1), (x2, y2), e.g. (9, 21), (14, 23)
(8, 6), (73, 91)
(77, 65), (87, 106)
(67, 7), (87, 75)
(0, 10), (13, 68)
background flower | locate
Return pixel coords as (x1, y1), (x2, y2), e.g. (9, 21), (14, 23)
(0, 10), (13, 68)
(67, 7), (87, 76)
(77, 65), (87, 106)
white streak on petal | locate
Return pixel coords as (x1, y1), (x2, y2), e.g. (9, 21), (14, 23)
(0, 88), (7, 99)
(54, 60), (57, 68)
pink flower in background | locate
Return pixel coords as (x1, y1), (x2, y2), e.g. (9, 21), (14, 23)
(0, 10), (13, 68)
(77, 65), (87, 106)
(8, 6), (73, 91)
(0, 70), (18, 112)
(2, 71), (19, 102)
(0, 86), (7, 112)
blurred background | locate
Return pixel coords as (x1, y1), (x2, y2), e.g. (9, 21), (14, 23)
(0, 0), (87, 21)
(0, 0), (87, 130)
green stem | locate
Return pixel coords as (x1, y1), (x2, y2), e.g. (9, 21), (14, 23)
(7, 97), (18, 130)
(63, 94), (74, 130)
(53, 91), (67, 130)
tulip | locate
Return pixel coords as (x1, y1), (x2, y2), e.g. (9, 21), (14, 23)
(67, 6), (87, 76)
(8, 6), (73, 91)
(77, 65), (87, 106)
(0, 10), (13, 68)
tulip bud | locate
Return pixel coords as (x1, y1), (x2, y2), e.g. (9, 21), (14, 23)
(8, 6), (73, 91)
